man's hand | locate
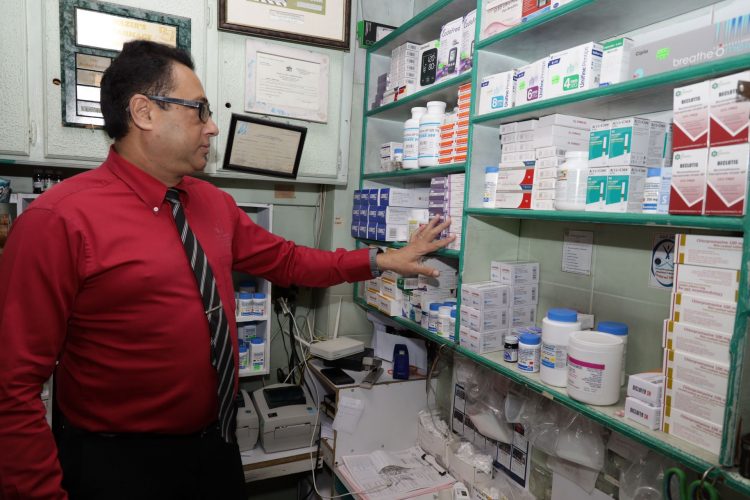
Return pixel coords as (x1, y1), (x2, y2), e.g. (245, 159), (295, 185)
(375, 217), (455, 277)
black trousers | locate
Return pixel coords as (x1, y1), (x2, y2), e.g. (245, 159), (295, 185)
(57, 421), (246, 500)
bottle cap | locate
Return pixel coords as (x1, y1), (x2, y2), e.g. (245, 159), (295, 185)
(519, 332), (541, 345)
(485, 166), (499, 173)
(239, 292), (253, 299)
(250, 337), (264, 345)
(597, 321), (628, 335)
(647, 167), (662, 177)
(547, 308), (578, 323)
(450, 309), (456, 318)
(430, 303), (441, 311)
(254, 293), (266, 299)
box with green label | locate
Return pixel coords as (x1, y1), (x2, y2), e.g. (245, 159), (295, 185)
(585, 166), (609, 212)
(543, 42), (603, 99)
(588, 122), (611, 167)
(608, 117), (651, 166)
(605, 166), (647, 212)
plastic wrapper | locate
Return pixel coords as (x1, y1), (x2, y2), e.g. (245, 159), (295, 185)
(523, 397), (564, 457)
(619, 450), (672, 500)
(554, 412), (606, 471)
(455, 441), (493, 475)
(418, 408), (449, 438)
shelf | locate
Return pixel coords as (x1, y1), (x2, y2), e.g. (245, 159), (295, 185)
(355, 298), (456, 348)
(368, 0), (477, 56)
(367, 73), (471, 120)
(363, 163), (466, 181)
(355, 238), (461, 259)
(238, 367), (268, 377)
(477, 0), (717, 59)
(465, 208), (746, 232)
(471, 54), (750, 128)
(236, 314), (269, 323)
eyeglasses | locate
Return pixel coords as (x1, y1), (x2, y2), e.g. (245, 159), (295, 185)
(146, 95), (213, 123)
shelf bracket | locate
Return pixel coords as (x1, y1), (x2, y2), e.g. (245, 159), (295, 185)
(738, 80), (750, 100)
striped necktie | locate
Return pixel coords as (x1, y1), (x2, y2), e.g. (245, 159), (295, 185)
(165, 188), (236, 442)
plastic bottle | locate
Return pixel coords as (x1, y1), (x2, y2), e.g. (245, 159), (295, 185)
(32, 170), (43, 194)
(428, 303), (441, 333)
(237, 292), (253, 317)
(449, 309), (456, 339)
(483, 166), (500, 208)
(504, 334), (519, 363)
(595, 321), (629, 386)
(437, 305), (452, 337)
(250, 337), (265, 371)
(252, 293), (266, 316)
(518, 332), (541, 373)
(540, 308), (582, 387)
(238, 342), (249, 370)
(641, 168), (661, 213)
(418, 101), (446, 167)
(403, 107), (427, 169)
(554, 151), (589, 211)
(567, 331), (624, 405)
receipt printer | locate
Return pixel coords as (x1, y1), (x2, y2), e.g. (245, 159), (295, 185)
(235, 389), (259, 451)
(251, 383), (319, 453)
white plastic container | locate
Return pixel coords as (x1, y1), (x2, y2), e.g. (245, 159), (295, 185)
(641, 168), (661, 213)
(483, 166), (499, 208)
(567, 331), (624, 405)
(540, 308), (582, 387)
(250, 337), (265, 371)
(428, 303), (441, 333)
(438, 305), (452, 337)
(418, 101), (447, 167)
(238, 292), (253, 317)
(252, 293), (266, 316)
(450, 309), (456, 338)
(403, 107), (427, 169)
(596, 321), (629, 386)
(518, 332), (541, 373)
(239, 342), (249, 370)
(554, 151), (589, 211)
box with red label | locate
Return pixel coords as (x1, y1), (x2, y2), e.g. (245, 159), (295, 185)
(497, 165), (535, 189)
(709, 70), (750, 147)
(673, 81), (709, 151)
(705, 143), (750, 216)
(494, 191), (532, 209)
(669, 149), (708, 215)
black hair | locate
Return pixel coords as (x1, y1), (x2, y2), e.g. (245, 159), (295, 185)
(100, 40), (195, 139)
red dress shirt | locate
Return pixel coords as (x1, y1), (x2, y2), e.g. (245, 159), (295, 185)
(0, 148), (372, 499)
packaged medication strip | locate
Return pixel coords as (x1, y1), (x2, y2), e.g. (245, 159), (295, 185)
(478, 70), (516, 115)
(544, 42), (603, 99)
(491, 260), (540, 285)
(705, 143), (750, 216)
(514, 58), (547, 106)
(600, 37), (634, 86)
(675, 234), (742, 270)
(673, 81), (710, 151)
(605, 166), (647, 212)
(663, 349), (730, 396)
(663, 407), (722, 455)
(674, 264), (740, 303)
(538, 114), (601, 131)
(588, 122), (611, 167)
(625, 396), (662, 430)
(669, 149), (708, 215)
(663, 320), (731, 365)
(608, 117), (651, 166)
(709, 70), (750, 147)
(664, 377), (726, 426)
(671, 293), (736, 333)
(585, 166), (609, 211)
(627, 372), (664, 407)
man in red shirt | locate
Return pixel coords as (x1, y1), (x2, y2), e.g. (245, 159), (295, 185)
(0, 41), (453, 499)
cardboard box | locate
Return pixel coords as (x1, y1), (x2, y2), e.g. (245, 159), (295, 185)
(459, 326), (507, 354)
(532, 177), (556, 191)
(663, 407), (722, 455)
(588, 122), (611, 167)
(531, 197), (555, 210)
(675, 234), (743, 270)
(532, 188), (556, 201)
(585, 166), (609, 212)
(490, 260), (540, 285)
(514, 58), (547, 106)
(673, 81), (710, 151)
(480, 0), (523, 39)
(625, 396), (662, 430)
(647, 121), (669, 166)
(500, 119), (538, 134)
(669, 149), (708, 215)
(536, 146), (572, 159)
(671, 292), (736, 333)
(663, 320), (731, 365)
(478, 70), (516, 115)
(674, 264), (740, 303)
(544, 42), (603, 99)
(378, 187), (430, 207)
(705, 143), (750, 216)
(376, 223), (409, 242)
(664, 377), (726, 426)
(600, 37), (633, 86)
(459, 10), (476, 74)
(538, 114), (601, 131)
(511, 304), (537, 327)
(494, 191), (532, 209)
(663, 348), (729, 395)
(608, 117), (651, 166)
(605, 166), (647, 212)
(497, 166), (535, 189)
(510, 283), (539, 306)
(533, 125), (590, 147)
(460, 304), (510, 332)
(461, 281), (512, 310)
(627, 372), (664, 407)
(502, 141), (536, 153)
(437, 17), (463, 81)
(709, 70), (750, 147)
(536, 156), (566, 169)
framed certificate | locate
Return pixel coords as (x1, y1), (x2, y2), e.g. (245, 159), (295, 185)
(223, 114), (307, 179)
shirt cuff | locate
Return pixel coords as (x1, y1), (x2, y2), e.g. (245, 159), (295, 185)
(369, 247), (383, 278)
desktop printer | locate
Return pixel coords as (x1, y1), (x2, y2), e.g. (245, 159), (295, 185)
(251, 383), (319, 453)
(235, 389), (259, 451)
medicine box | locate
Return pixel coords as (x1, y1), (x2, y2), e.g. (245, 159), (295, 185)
(544, 42), (603, 99)
(511, 304), (537, 327)
(663, 348), (729, 396)
(671, 292), (736, 334)
(627, 372), (664, 407)
(514, 58), (547, 106)
(585, 166), (609, 212)
(536, 146), (569, 159)
(437, 17), (463, 81)
(600, 37), (633, 86)
(510, 283), (539, 306)
(480, 0), (522, 39)
(500, 119), (538, 134)
(531, 188), (555, 201)
(538, 114), (601, 131)
(376, 224), (409, 242)
(669, 149), (708, 215)
(378, 187), (430, 207)
(673, 264), (740, 304)
(375, 206), (429, 225)
(664, 377), (726, 427)
(490, 260), (540, 285)
(522, 0), (550, 20)
(647, 121), (668, 166)
(673, 81), (710, 151)
(625, 396), (662, 430)
(497, 166), (535, 189)
(709, 70), (750, 147)
(460, 10), (476, 74)
(379, 279), (404, 301)
(459, 326), (506, 354)
(419, 271), (459, 291)
(377, 294), (402, 317)
(532, 178), (556, 191)
(675, 233), (743, 270)
(536, 156), (566, 169)
(608, 117), (651, 166)
(662, 320), (732, 363)
(460, 304), (510, 332)
(605, 166), (647, 213)
(501, 151), (536, 163)
(530, 197), (555, 211)
(493, 191), (532, 209)
(705, 143), (750, 216)
(588, 122), (611, 167)
(533, 125), (589, 148)
(663, 407), (722, 455)
(478, 70), (516, 115)
(461, 281), (511, 310)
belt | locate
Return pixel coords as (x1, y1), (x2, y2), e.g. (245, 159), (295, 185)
(62, 419), (221, 440)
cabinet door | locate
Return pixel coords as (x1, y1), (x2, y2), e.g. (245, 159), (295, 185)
(41, 0), (208, 163)
(0, 0), (30, 156)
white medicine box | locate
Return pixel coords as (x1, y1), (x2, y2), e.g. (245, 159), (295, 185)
(478, 71), (516, 115)
(490, 260), (540, 285)
(608, 117), (651, 166)
(543, 42), (603, 99)
(604, 166), (647, 213)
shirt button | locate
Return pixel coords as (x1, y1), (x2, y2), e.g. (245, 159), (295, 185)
(153, 207), (159, 213)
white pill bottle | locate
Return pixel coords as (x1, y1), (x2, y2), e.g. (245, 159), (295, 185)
(567, 331), (624, 405)
(540, 308), (581, 387)
(403, 107), (427, 169)
(418, 101), (446, 167)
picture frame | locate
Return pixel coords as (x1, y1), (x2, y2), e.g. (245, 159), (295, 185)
(218, 0), (351, 51)
(223, 114), (307, 179)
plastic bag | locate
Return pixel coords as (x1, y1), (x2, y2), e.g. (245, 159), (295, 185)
(619, 450), (672, 500)
(465, 366), (514, 444)
(523, 397), (563, 457)
(554, 412), (606, 471)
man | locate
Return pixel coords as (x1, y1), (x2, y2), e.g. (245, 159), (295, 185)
(0, 41), (453, 499)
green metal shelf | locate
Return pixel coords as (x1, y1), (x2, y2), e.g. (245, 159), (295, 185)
(367, 73), (471, 121)
(465, 208), (746, 232)
(476, 0), (717, 59)
(471, 54), (750, 127)
(355, 238), (460, 259)
(363, 163), (466, 181)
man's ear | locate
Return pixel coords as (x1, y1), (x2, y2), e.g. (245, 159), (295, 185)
(128, 94), (155, 131)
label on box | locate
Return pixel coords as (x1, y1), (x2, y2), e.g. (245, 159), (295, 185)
(669, 149), (708, 215)
(665, 377), (726, 426)
(664, 320), (731, 365)
(705, 144), (749, 216)
(663, 407), (722, 455)
(664, 348), (730, 395)
(709, 70), (750, 147)
(673, 81), (709, 151)
(514, 59), (547, 106)
(674, 264), (739, 303)
(671, 292), (736, 333)
(675, 233), (742, 270)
